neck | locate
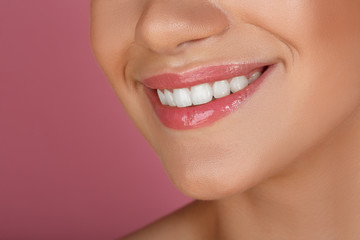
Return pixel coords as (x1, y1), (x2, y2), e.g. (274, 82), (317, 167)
(214, 110), (360, 240)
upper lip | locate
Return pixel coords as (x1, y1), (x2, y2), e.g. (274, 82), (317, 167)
(142, 62), (272, 90)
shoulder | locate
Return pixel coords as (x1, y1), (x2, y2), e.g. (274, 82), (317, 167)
(118, 200), (215, 240)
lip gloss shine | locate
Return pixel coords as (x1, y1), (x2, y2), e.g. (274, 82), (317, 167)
(144, 63), (276, 130)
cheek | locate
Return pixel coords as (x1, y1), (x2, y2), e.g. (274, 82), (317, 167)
(286, 0), (360, 135)
(242, 0), (360, 143)
(90, 1), (144, 82)
(91, 1), (157, 133)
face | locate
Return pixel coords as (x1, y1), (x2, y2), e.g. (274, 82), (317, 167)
(90, 0), (360, 199)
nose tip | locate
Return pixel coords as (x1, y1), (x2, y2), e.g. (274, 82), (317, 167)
(135, 0), (229, 55)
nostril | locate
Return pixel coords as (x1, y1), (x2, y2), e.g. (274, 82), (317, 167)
(134, 0), (230, 55)
(177, 23), (231, 48)
(176, 36), (207, 49)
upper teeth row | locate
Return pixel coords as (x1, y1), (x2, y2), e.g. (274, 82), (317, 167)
(157, 71), (261, 108)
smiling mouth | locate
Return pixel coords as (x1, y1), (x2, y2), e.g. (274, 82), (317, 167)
(143, 63), (275, 130)
(156, 67), (266, 108)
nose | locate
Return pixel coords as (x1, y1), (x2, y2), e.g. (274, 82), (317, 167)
(135, 0), (229, 54)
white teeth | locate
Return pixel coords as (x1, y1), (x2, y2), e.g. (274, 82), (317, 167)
(249, 71), (261, 84)
(191, 83), (213, 105)
(164, 89), (176, 107)
(173, 88), (192, 108)
(157, 89), (168, 105)
(156, 71), (262, 107)
(213, 80), (230, 99)
(230, 76), (248, 93)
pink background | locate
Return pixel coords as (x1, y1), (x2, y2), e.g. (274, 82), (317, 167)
(0, 1), (191, 239)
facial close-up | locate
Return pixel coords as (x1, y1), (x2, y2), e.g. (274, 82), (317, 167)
(90, 0), (360, 203)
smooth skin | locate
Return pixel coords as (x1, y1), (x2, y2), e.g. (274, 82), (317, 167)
(90, 0), (360, 239)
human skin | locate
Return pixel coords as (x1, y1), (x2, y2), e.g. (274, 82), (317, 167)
(90, 0), (360, 239)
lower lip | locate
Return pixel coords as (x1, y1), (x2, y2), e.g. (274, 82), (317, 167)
(145, 64), (276, 130)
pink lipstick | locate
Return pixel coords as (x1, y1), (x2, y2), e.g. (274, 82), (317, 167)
(143, 63), (276, 130)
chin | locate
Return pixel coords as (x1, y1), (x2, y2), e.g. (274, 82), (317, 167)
(165, 160), (265, 200)
(154, 139), (275, 200)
